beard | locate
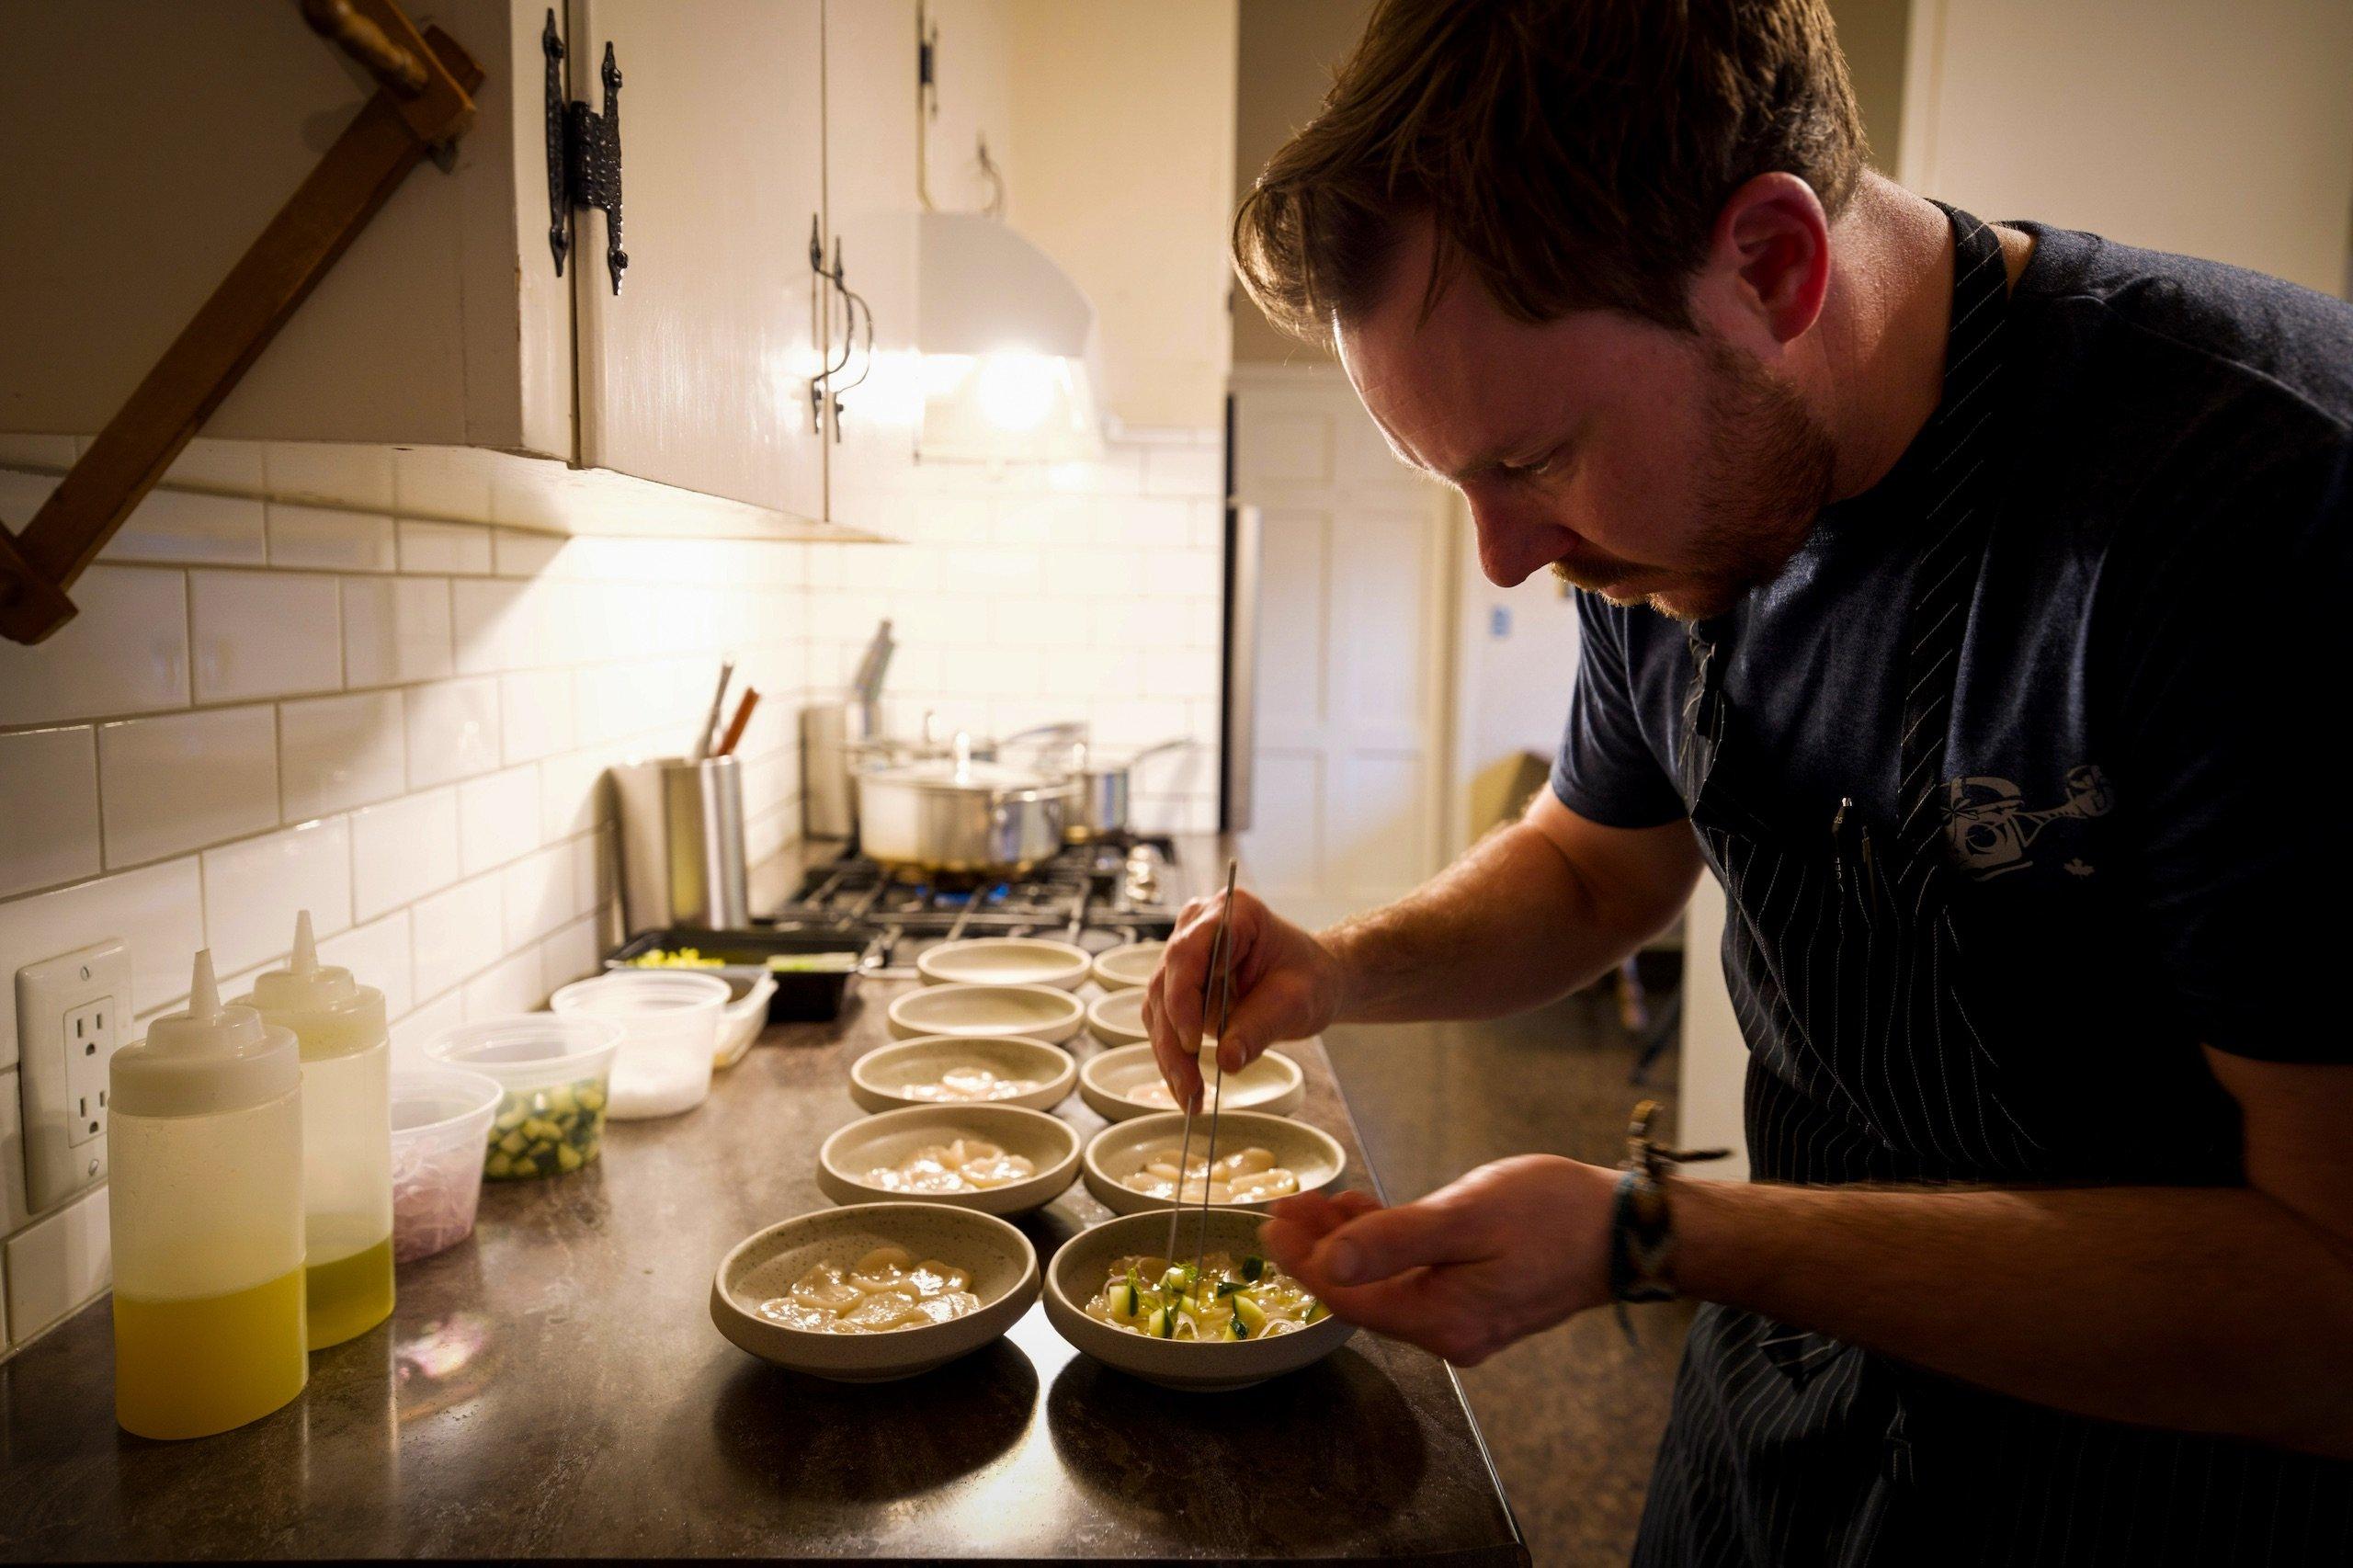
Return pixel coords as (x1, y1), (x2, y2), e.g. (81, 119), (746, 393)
(1551, 331), (1834, 621)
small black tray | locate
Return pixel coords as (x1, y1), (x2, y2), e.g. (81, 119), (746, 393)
(605, 927), (872, 1022)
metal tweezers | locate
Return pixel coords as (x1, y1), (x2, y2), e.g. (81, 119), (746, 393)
(1164, 858), (1240, 1300)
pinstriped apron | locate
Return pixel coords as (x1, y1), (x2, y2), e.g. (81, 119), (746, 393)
(1630, 208), (2350, 1568)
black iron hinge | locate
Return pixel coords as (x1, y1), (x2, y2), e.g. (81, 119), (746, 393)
(543, 9), (626, 294)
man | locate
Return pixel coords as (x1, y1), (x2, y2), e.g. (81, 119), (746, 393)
(1143, 1), (2353, 1562)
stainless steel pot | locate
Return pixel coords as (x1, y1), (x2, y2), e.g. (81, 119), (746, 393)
(856, 756), (1076, 876)
(1059, 739), (1190, 842)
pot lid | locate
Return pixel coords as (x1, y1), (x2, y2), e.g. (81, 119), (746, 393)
(863, 758), (1072, 795)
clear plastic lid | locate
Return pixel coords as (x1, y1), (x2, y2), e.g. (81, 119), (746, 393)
(112, 950), (301, 1118)
(243, 911), (386, 1062)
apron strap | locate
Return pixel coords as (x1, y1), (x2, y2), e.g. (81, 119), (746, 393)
(1893, 206), (2013, 875)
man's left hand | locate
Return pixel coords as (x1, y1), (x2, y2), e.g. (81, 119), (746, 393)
(1257, 1154), (1619, 1365)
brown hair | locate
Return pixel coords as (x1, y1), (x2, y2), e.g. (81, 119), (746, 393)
(1233, 0), (1866, 343)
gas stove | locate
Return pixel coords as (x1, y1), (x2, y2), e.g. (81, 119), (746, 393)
(757, 834), (1181, 977)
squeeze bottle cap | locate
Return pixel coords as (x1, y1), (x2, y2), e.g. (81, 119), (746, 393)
(244, 910), (387, 1062)
(112, 950), (301, 1118)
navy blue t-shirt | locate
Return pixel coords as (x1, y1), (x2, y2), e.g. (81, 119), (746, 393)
(1552, 222), (2353, 1068)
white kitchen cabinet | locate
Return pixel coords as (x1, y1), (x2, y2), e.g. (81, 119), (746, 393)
(0, 1), (832, 526)
(821, 0), (922, 533)
(917, 0), (1017, 216)
(567, 0), (828, 520)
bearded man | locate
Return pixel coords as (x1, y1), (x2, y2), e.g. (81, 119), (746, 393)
(1144, 1), (2353, 1562)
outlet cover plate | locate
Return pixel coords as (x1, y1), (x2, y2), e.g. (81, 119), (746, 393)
(17, 938), (127, 1212)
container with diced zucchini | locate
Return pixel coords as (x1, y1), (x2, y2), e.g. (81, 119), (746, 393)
(483, 1076), (607, 1180)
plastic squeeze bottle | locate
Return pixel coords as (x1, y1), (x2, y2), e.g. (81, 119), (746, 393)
(108, 950), (308, 1439)
(242, 911), (394, 1349)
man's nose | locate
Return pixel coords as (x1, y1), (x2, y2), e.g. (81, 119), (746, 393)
(1469, 506), (1560, 588)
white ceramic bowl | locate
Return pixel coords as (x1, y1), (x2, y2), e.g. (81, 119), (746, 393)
(818, 1103), (1081, 1216)
(1079, 1041), (1305, 1123)
(887, 982), (1086, 1044)
(1086, 986), (1149, 1047)
(1042, 1207), (1356, 1391)
(916, 937), (1092, 991)
(1083, 1109), (1346, 1217)
(711, 1202), (1040, 1382)
(1089, 940), (1165, 992)
(714, 971), (777, 1068)
(849, 1034), (1076, 1115)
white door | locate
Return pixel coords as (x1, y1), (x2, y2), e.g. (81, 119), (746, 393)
(567, 0), (828, 519)
(822, 0), (922, 531)
(1232, 366), (1453, 932)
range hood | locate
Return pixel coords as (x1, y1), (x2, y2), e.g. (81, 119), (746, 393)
(915, 210), (1104, 461)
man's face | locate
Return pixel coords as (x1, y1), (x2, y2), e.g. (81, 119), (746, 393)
(1336, 228), (1833, 621)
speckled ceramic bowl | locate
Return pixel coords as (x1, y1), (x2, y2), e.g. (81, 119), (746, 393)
(1078, 1041), (1305, 1123)
(1089, 940), (1165, 992)
(886, 983), (1086, 1044)
(1086, 986), (1150, 1047)
(1043, 1207), (1356, 1391)
(818, 1102), (1081, 1216)
(849, 1034), (1077, 1114)
(711, 1202), (1039, 1382)
(1082, 1110), (1345, 1217)
(915, 937), (1093, 991)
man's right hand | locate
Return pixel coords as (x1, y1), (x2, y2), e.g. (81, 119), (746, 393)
(1142, 885), (1345, 1109)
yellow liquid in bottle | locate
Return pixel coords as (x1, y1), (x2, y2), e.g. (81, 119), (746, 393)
(306, 1233), (395, 1349)
(114, 1269), (309, 1440)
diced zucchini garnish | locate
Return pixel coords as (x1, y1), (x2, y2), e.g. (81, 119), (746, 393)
(1241, 1255), (1267, 1282)
(1304, 1301), (1329, 1324)
(1233, 1295), (1267, 1335)
(1146, 1305), (1171, 1338)
(1229, 1312), (1248, 1339)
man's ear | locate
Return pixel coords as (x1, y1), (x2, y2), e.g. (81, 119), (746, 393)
(1699, 172), (1833, 347)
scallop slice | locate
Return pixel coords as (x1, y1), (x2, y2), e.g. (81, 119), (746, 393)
(788, 1262), (862, 1311)
(841, 1288), (927, 1331)
(848, 1244), (916, 1292)
(1224, 1166), (1298, 1203)
(914, 1290), (982, 1325)
(958, 1149), (1035, 1188)
(756, 1296), (835, 1331)
(939, 1066), (997, 1097)
(1218, 1146), (1277, 1176)
(905, 1258), (972, 1297)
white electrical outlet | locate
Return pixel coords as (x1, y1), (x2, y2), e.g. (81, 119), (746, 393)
(17, 938), (128, 1211)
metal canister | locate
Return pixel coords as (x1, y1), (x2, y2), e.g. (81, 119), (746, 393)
(610, 756), (749, 932)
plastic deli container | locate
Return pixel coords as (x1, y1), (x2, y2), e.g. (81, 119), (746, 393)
(389, 1068), (504, 1262)
(551, 971), (727, 1119)
(426, 1015), (624, 1180)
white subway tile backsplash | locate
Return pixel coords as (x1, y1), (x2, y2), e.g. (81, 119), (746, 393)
(389, 988), (466, 1072)
(539, 915), (602, 996)
(500, 842), (574, 949)
(350, 789), (460, 921)
(410, 872), (504, 1000)
(451, 577), (539, 675)
(343, 575), (453, 687)
(103, 488), (269, 567)
(266, 504), (397, 573)
(397, 520), (494, 575)
(315, 908), (414, 1019)
(459, 766), (540, 876)
(5, 1185), (109, 1344)
(165, 439), (270, 493)
(265, 443), (396, 509)
(279, 690), (405, 819)
(539, 748), (609, 841)
(189, 570), (341, 702)
(1142, 443), (1223, 497)
(392, 448), (493, 521)
(0, 566), (189, 726)
(461, 949), (543, 1019)
(494, 528), (567, 578)
(404, 678), (501, 788)
(0, 728), (99, 899)
(1, 1074), (27, 1233)
(498, 668), (577, 762)
(0, 859), (204, 1071)
(98, 706), (279, 869)
(201, 819), (352, 973)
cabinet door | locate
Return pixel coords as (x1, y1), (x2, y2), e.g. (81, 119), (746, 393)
(567, 0), (827, 519)
(823, 0), (921, 531)
(918, 0), (1016, 214)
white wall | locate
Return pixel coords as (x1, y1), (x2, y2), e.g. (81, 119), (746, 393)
(1449, 514), (1584, 854)
(1900, 0), (2353, 294)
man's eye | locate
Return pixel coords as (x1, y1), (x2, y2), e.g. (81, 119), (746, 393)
(1506, 450), (1559, 479)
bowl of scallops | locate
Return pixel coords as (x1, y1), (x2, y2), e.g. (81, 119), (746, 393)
(1082, 1110), (1345, 1217)
(1078, 1041), (1305, 1122)
(1043, 1206), (1356, 1391)
(850, 1033), (1077, 1114)
(711, 1202), (1040, 1381)
(819, 1102), (1081, 1216)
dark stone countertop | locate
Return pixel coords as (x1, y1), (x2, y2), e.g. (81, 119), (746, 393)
(0, 842), (1527, 1563)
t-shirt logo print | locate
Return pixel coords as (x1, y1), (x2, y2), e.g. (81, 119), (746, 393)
(1940, 765), (2114, 879)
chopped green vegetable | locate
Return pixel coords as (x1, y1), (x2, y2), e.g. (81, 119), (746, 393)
(1233, 1295), (1267, 1335)
(482, 1073), (608, 1180)
(1304, 1301), (1329, 1324)
(1241, 1255), (1267, 1282)
(1229, 1312), (1249, 1339)
(1147, 1305), (1172, 1338)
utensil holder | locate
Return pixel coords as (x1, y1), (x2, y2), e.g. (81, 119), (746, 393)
(610, 756), (749, 933)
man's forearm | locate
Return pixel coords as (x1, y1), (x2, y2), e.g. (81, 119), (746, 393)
(1672, 1176), (2353, 1458)
(1319, 821), (1634, 1023)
